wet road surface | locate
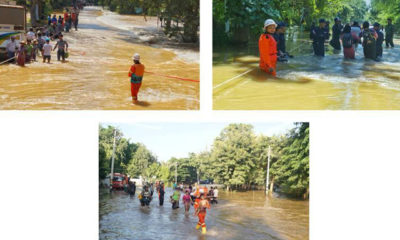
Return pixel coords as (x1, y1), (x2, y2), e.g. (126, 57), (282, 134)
(99, 188), (309, 240)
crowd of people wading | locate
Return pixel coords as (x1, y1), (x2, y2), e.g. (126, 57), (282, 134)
(125, 180), (218, 235)
(259, 17), (396, 77)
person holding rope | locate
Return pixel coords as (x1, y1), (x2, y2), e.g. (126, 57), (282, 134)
(273, 22), (293, 62)
(128, 53), (145, 104)
(17, 41), (27, 67)
(259, 19), (278, 76)
(6, 36), (18, 64)
(53, 34), (68, 62)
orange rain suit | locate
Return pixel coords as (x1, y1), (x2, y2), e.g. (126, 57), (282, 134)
(128, 63), (145, 100)
(193, 186), (208, 198)
(194, 198), (210, 229)
(259, 33), (278, 76)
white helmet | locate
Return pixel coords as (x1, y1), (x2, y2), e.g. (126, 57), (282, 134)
(264, 19), (277, 28)
(133, 53), (140, 60)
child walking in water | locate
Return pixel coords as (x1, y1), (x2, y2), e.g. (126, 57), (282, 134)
(183, 190), (192, 213)
(194, 193), (210, 234)
(259, 19), (278, 76)
(128, 53), (145, 104)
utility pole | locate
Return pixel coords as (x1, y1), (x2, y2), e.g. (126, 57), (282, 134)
(265, 145), (271, 194)
(197, 169), (200, 185)
(175, 162), (178, 185)
(110, 129), (117, 190)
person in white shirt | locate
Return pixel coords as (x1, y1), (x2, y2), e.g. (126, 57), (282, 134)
(26, 28), (36, 41)
(6, 36), (18, 63)
(42, 39), (53, 63)
(213, 187), (218, 204)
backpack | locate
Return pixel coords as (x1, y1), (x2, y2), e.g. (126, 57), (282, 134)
(362, 30), (376, 46)
(342, 33), (353, 48)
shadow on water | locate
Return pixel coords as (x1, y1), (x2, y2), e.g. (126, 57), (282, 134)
(134, 101), (151, 107)
(99, 188), (308, 240)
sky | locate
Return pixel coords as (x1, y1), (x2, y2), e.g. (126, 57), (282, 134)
(102, 122), (296, 162)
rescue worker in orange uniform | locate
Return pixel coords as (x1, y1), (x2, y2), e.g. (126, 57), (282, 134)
(194, 193), (210, 234)
(194, 185), (208, 198)
(259, 19), (278, 76)
(128, 53), (145, 104)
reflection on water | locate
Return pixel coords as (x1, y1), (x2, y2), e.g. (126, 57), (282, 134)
(0, 7), (199, 110)
(99, 188), (309, 240)
(213, 29), (400, 110)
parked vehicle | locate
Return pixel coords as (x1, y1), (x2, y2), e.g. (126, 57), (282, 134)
(0, 4), (26, 61)
(200, 179), (212, 184)
(112, 173), (128, 190)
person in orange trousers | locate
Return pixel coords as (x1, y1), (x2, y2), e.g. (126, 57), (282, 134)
(128, 53), (145, 104)
(194, 193), (210, 234)
(259, 19), (278, 76)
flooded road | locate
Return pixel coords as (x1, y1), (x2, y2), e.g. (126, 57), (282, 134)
(0, 7), (199, 110)
(213, 30), (400, 110)
(99, 188), (309, 240)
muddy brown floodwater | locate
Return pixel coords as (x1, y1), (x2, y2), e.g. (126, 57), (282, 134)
(214, 29), (400, 110)
(0, 7), (199, 110)
(99, 188), (309, 240)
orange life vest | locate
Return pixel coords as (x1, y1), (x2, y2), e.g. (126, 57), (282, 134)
(194, 198), (210, 212)
(194, 186), (208, 198)
(129, 64), (145, 77)
(259, 33), (278, 76)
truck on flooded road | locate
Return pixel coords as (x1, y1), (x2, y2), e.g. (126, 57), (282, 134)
(0, 4), (26, 61)
(112, 173), (129, 190)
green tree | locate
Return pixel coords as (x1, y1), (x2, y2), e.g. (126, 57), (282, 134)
(210, 123), (256, 190)
(270, 123), (309, 199)
(370, 0), (400, 33)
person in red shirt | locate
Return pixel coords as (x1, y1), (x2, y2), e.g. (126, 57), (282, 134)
(259, 19), (278, 77)
(64, 9), (69, 30)
(194, 193), (210, 234)
(128, 53), (145, 104)
(71, 10), (78, 31)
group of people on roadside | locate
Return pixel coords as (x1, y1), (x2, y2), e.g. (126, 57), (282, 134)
(311, 17), (395, 60)
(4, 7), (79, 66)
(259, 17), (396, 76)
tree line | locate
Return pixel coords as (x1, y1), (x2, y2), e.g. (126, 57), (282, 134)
(213, 0), (399, 45)
(96, 0), (200, 43)
(99, 123), (309, 199)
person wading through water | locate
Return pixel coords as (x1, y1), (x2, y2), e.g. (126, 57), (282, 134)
(330, 17), (343, 51)
(139, 185), (152, 207)
(194, 193), (210, 234)
(128, 53), (145, 104)
(128, 181), (136, 197)
(171, 187), (181, 209)
(341, 24), (356, 59)
(360, 21), (378, 61)
(259, 19), (278, 77)
(311, 19), (330, 57)
(158, 182), (165, 206)
(385, 18), (395, 48)
(374, 22), (384, 59)
(273, 22), (293, 62)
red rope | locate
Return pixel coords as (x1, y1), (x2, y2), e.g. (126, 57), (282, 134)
(145, 71), (199, 83)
